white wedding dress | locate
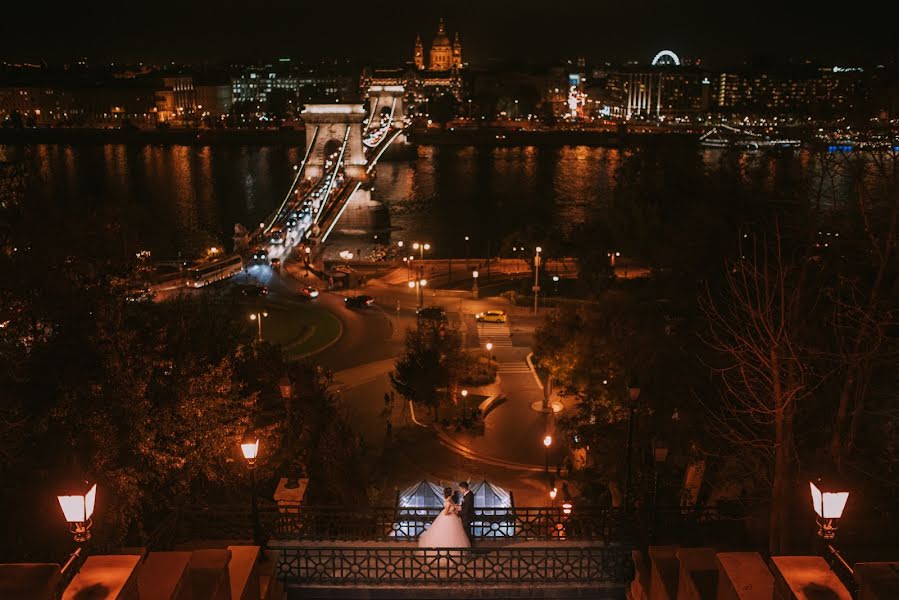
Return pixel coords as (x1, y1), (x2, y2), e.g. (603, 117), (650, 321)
(418, 497), (471, 548)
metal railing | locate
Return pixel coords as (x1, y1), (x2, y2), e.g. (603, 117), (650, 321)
(269, 506), (632, 542)
(155, 504), (755, 549)
(276, 545), (634, 586)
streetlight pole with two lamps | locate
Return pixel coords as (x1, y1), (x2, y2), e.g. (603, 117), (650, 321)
(249, 311), (269, 343)
(408, 278), (427, 309)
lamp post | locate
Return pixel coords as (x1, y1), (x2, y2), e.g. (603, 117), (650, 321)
(464, 236), (470, 269)
(249, 311), (269, 342)
(471, 269), (479, 298)
(549, 487), (558, 507)
(809, 477), (853, 590)
(408, 278), (427, 309)
(485, 341), (493, 361)
(543, 434), (553, 474)
(412, 242), (430, 278)
(240, 428), (262, 546)
(552, 275), (560, 295)
(57, 480), (97, 575)
(533, 246), (542, 314)
(624, 379), (640, 508)
(57, 481), (97, 544)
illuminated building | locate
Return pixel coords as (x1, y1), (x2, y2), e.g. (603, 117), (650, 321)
(414, 19), (463, 71)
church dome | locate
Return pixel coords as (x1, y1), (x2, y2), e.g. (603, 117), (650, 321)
(432, 18), (451, 47)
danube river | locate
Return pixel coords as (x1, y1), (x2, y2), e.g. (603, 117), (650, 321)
(0, 141), (825, 258)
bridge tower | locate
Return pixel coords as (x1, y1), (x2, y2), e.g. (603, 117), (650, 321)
(301, 104), (368, 180)
(368, 84), (407, 145)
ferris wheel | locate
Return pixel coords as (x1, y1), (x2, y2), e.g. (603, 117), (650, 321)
(651, 49), (681, 66)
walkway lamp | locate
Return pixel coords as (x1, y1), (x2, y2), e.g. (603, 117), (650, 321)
(249, 311), (269, 343)
(57, 481), (97, 543)
(562, 500), (572, 516)
(240, 428), (262, 545)
(533, 247), (542, 314)
(810, 478), (849, 541)
(543, 434), (553, 473)
(408, 278), (427, 309)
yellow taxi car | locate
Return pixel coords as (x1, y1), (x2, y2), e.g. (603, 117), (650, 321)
(476, 310), (507, 323)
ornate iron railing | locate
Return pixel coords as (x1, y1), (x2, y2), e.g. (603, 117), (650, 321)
(269, 506), (632, 541)
(275, 545), (634, 586)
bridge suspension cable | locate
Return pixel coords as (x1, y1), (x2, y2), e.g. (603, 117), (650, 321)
(320, 181), (364, 244)
(263, 125), (319, 234)
(313, 124), (351, 226)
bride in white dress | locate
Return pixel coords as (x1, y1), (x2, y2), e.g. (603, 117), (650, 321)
(418, 487), (471, 548)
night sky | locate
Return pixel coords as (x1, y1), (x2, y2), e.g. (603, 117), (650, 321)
(2, 0), (893, 67)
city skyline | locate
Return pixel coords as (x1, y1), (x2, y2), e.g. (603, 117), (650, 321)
(3, 0), (894, 67)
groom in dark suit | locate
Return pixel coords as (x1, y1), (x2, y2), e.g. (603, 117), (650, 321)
(458, 481), (475, 544)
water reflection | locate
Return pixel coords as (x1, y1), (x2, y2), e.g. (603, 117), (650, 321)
(2, 142), (865, 258)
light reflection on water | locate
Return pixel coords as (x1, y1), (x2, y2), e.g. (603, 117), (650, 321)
(1, 142), (855, 258)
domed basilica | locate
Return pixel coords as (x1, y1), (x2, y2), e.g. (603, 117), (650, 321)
(414, 18), (462, 71)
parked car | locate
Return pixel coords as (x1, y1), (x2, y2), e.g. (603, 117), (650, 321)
(299, 286), (319, 299)
(417, 306), (447, 322)
(344, 295), (374, 308)
(476, 310), (507, 323)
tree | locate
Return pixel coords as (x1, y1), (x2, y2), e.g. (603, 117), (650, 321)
(700, 229), (818, 555)
(427, 93), (458, 128)
(390, 320), (464, 421)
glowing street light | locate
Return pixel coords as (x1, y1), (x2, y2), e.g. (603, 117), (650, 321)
(543, 434), (553, 474)
(533, 246), (543, 314)
(249, 311), (269, 342)
(239, 428), (262, 545)
(409, 278), (427, 309)
(810, 478), (849, 540)
(57, 481), (97, 543)
(485, 342), (493, 352)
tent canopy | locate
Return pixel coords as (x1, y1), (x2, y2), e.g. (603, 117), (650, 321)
(397, 480), (513, 509)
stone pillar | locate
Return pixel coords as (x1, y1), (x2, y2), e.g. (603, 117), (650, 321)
(770, 556), (852, 600)
(273, 477), (309, 514)
(716, 552), (774, 600)
(853, 562), (899, 600)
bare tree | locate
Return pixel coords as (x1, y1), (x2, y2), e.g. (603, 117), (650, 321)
(701, 228), (819, 554)
(826, 151), (899, 468)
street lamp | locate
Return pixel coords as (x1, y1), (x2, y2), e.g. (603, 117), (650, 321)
(464, 236), (470, 268)
(472, 269), (479, 297)
(810, 478), (849, 541)
(240, 428), (262, 546)
(408, 278), (427, 309)
(249, 311), (269, 342)
(57, 481), (97, 543)
(543, 434), (553, 473)
(533, 246), (542, 314)
(552, 275), (560, 295)
(809, 476), (854, 591)
(549, 487), (558, 507)
(624, 378), (641, 508)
